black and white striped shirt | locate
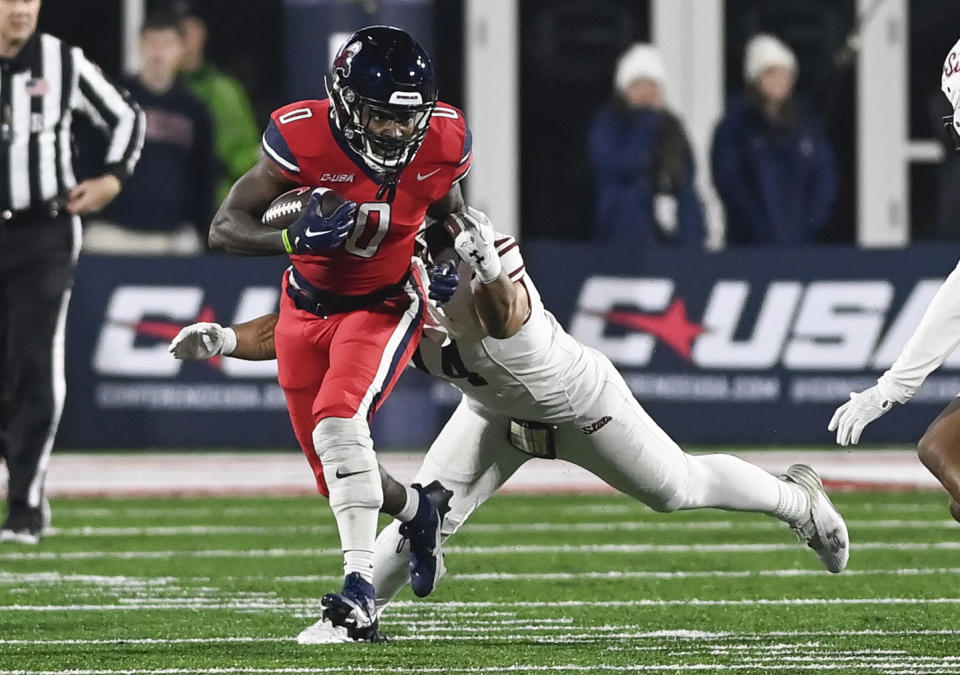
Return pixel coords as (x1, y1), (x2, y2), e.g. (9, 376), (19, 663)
(0, 32), (144, 213)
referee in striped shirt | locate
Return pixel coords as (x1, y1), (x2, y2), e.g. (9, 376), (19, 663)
(0, 0), (144, 544)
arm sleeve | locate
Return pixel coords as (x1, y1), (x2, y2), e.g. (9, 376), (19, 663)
(452, 123), (473, 185)
(494, 234), (525, 282)
(71, 48), (145, 182)
(877, 259), (960, 402)
(260, 117), (301, 180)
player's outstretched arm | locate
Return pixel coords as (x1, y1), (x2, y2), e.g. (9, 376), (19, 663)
(448, 207), (529, 339)
(829, 259), (960, 445)
(209, 156), (297, 255)
(169, 314), (279, 361)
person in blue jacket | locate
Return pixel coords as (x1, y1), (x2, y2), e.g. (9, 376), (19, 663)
(711, 34), (837, 246)
(588, 43), (705, 247)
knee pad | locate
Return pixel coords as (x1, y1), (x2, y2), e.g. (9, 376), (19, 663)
(314, 417), (382, 511)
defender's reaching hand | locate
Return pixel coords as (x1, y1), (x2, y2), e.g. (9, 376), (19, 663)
(828, 385), (895, 446)
(169, 322), (237, 360)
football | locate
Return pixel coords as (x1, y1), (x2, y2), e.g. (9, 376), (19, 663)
(261, 186), (347, 230)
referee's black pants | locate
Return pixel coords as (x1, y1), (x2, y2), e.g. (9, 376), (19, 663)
(0, 213), (80, 516)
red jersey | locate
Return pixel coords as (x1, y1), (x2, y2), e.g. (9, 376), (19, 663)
(261, 99), (472, 295)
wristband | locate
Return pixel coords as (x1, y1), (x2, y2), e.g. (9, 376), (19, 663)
(281, 229), (294, 254)
(477, 255), (502, 284)
(221, 327), (238, 356)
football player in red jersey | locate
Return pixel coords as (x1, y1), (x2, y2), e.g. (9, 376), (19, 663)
(207, 26), (471, 641)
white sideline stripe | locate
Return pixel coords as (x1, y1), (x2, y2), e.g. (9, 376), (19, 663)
(3, 448), (939, 498)
(1, 541), (957, 561)
(40, 518), (960, 537)
(2, 628), (958, 646)
(5, 597), (960, 612)
(6, 566), (956, 587)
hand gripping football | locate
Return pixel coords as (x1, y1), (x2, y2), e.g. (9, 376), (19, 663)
(261, 186), (348, 230)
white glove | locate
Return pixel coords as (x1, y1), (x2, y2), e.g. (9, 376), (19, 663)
(168, 322), (237, 360)
(452, 207), (501, 283)
(827, 385), (895, 446)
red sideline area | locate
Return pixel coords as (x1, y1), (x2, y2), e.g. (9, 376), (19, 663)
(0, 449), (941, 498)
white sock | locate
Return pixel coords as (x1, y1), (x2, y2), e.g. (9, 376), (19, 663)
(679, 454), (782, 512)
(344, 549), (376, 581)
(773, 479), (811, 524)
(395, 485), (420, 523)
(314, 417), (383, 584)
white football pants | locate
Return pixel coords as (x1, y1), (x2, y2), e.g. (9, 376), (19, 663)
(373, 356), (786, 610)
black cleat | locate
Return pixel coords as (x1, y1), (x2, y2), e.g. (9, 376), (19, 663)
(320, 572), (384, 642)
(398, 480), (453, 597)
(0, 499), (47, 545)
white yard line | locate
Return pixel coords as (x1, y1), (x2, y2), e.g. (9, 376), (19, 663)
(1, 541), (956, 562)
(36, 519), (959, 538)
(3, 567), (956, 587)
(2, 628), (959, 646)
(3, 597), (960, 612)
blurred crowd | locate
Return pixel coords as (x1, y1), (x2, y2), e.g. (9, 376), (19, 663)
(79, 3), (260, 256)
(64, 12), (957, 254)
(588, 33), (954, 249)
(589, 34), (837, 249)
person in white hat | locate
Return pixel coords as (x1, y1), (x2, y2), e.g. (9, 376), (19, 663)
(827, 37), (960, 524)
(587, 43), (705, 248)
(710, 33), (837, 245)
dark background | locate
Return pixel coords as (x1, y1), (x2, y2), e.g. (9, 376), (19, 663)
(36, 0), (960, 244)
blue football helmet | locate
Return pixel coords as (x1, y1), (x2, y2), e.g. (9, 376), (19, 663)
(327, 25), (438, 175)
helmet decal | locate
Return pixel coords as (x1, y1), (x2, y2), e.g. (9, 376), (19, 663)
(326, 26), (438, 177)
(334, 40), (363, 78)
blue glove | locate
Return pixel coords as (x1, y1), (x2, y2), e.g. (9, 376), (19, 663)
(428, 259), (459, 305)
(282, 193), (357, 254)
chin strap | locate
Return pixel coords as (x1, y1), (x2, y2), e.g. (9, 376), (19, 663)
(376, 173), (400, 203)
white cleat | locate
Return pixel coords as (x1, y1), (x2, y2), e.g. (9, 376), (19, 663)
(781, 464), (849, 573)
(296, 618), (352, 645)
(0, 529), (40, 545)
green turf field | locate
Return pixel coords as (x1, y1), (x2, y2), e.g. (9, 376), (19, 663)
(1, 490), (958, 673)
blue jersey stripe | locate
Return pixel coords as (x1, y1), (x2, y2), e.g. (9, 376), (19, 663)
(262, 120), (300, 173)
(458, 126), (473, 166)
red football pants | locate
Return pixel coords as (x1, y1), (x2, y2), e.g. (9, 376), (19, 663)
(276, 268), (426, 496)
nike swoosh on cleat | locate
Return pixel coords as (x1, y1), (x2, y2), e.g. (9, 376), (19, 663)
(335, 468), (373, 479)
(417, 169), (441, 181)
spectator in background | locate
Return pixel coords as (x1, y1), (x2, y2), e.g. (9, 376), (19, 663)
(174, 1), (261, 204)
(711, 34), (837, 246)
(588, 43), (705, 247)
(85, 11), (215, 255)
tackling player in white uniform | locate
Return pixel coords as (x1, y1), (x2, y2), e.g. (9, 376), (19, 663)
(829, 38), (960, 524)
(171, 210), (849, 642)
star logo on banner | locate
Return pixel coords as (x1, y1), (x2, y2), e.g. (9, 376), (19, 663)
(594, 298), (705, 361)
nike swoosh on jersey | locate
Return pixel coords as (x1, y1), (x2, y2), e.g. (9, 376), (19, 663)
(335, 468), (373, 479)
(417, 168), (442, 181)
